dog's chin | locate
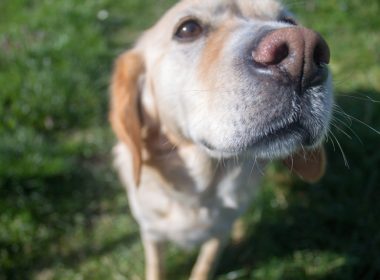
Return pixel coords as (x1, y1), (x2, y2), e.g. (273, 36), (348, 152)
(199, 122), (324, 160)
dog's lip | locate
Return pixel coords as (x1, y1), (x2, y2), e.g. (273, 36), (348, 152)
(199, 121), (311, 155)
(247, 121), (310, 148)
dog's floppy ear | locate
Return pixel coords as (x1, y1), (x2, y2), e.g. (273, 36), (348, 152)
(283, 146), (326, 183)
(109, 51), (145, 186)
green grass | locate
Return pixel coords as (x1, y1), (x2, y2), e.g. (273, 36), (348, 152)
(0, 0), (379, 279)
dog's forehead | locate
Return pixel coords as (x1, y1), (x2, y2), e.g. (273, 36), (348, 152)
(142, 0), (285, 36)
(169, 0), (283, 20)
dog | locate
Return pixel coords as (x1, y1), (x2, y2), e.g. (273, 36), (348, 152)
(109, 0), (333, 279)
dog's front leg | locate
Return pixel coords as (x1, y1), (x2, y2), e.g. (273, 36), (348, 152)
(189, 237), (225, 280)
(143, 237), (166, 280)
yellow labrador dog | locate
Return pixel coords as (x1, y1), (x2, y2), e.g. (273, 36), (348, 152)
(110, 0), (332, 279)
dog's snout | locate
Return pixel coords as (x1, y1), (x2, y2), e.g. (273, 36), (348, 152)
(252, 27), (330, 89)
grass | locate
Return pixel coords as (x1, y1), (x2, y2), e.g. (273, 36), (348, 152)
(0, 0), (379, 279)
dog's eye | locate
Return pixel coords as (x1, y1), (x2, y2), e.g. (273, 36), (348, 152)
(279, 17), (298, 26)
(174, 20), (203, 41)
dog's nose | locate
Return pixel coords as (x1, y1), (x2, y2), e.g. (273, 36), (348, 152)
(252, 27), (330, 89)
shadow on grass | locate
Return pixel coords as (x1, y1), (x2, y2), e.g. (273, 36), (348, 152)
(216, 88), (380, 280)
(0, 154), (138, 279)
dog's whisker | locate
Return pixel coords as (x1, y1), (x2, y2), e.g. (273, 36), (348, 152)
(332, 106), (353, 126)
(213, 159), (221, 178)
(221, 157), (226, 168)
(333, 105), (380, 135)
(249, 156), (257, 176)
(329, 130), (350, 168)
(348, 115), (380, 135)
(332, 116), (363, 144)
(330, 121), (353, 140)
(332, 112), (352, 128)
(300, 144), (307, 160)
(234, 155), (239, 166)
(337, 94), (380, 103)
(326, 129), (337, 152)
(289, 154), (294, 173)
(257, 159), (266, 176)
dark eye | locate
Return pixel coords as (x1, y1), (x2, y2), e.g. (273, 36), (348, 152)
(174, 19), (203, 41)
(279, 17), (298, 26)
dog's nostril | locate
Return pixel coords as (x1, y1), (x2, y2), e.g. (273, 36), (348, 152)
(253, 41), (290, 66)
(313, 40), (330, 67)
(271, 43), (289, 65)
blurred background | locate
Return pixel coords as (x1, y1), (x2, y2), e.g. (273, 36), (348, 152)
(0, 0), (379, 279)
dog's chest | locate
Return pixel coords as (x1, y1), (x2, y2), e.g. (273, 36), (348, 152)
(114, 143), (263, 248)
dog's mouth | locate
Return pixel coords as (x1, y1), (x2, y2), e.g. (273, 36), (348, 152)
(247, 121), (311, 148)
(199, 120), (315, 158)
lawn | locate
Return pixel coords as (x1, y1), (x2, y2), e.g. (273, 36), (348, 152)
(0, 0), (379, 279)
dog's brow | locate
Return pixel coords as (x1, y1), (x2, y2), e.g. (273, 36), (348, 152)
(212, 2), (241, 16)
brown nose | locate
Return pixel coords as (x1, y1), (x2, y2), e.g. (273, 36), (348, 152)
(252, 27), (330, 89)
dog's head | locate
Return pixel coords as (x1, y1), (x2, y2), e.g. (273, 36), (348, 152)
(110, 0), (333, 185)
